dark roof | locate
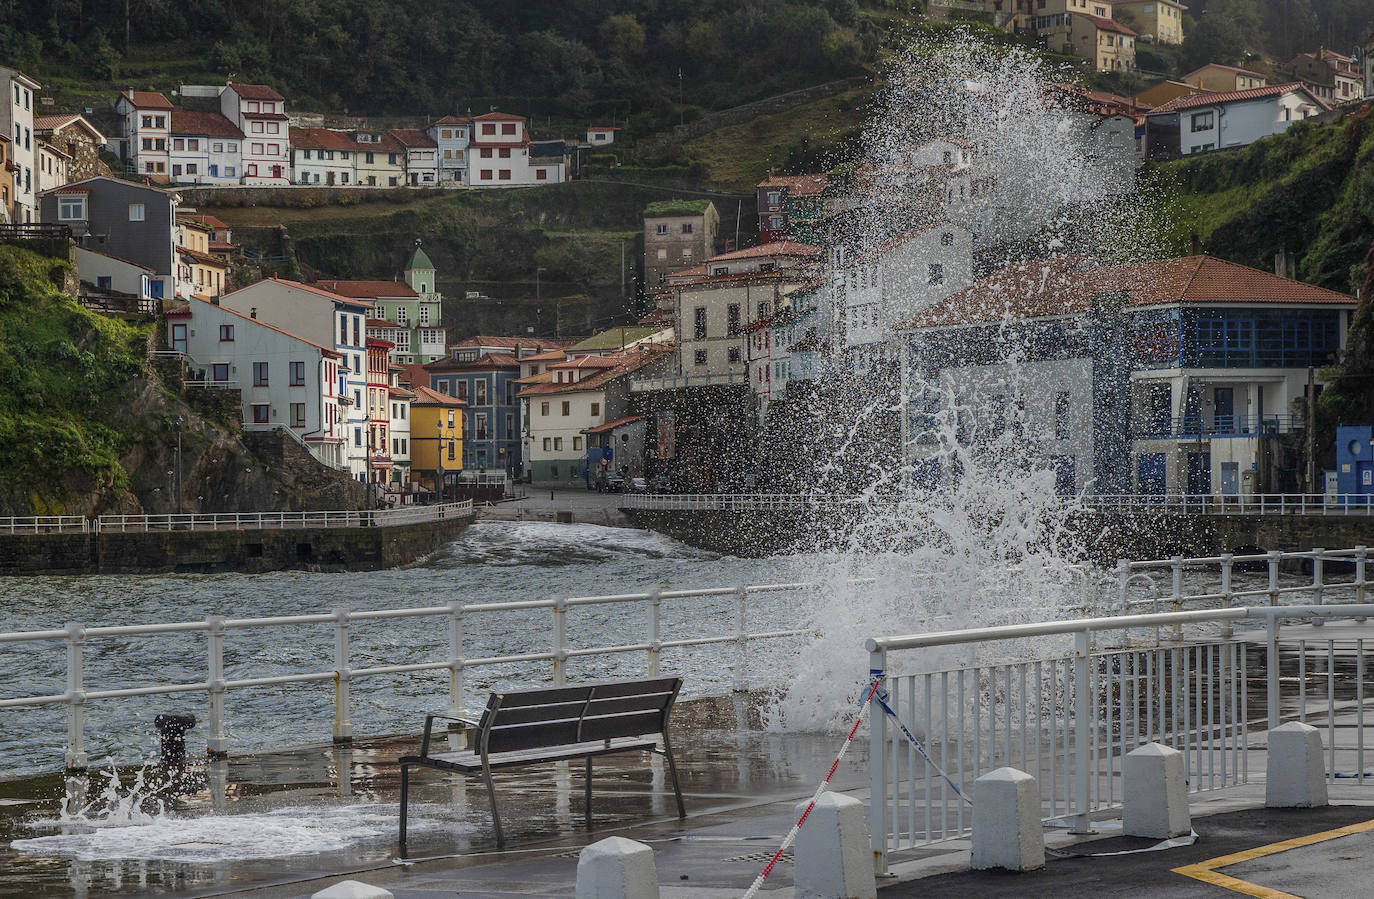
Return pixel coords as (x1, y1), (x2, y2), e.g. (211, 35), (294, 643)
(172, 110), (244, 139)
(228, 83), (285, 101)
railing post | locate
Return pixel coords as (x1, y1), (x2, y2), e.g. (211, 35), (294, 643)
(552, 596), (568, 687)
(1116, 559), (1130, 613)
(647, 588), (662, 677)
(1267, 613), (1281, 729)
(1071, 628), (1095, 834)
(1268, 551), (1281, 606)
(868, 648), (889, 876)
(1311, 548), (1325, 627)
(64, 622), (88, 772)
(206, 615), (228, 757)
(448, 600), (465, 719)
(333, 607), (352, 743)
(1170, 555), (1183, 639)
(733, 586), (748, 693)
(1356, 546), (1367, 617)
(1220, 553), (1234, 638)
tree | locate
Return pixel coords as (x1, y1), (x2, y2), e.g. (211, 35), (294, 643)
(598, 13), (646, 61)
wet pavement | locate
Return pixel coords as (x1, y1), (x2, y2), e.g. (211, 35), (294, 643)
(7, 691), (1374, 897)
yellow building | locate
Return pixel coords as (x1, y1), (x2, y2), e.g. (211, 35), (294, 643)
(409, 384), (465, 498)
(1136, 79), (1206, 108)
(1110, 0), (1185, 44)
(175, 217), (228, 298)
(1186, 64), (1267, 92)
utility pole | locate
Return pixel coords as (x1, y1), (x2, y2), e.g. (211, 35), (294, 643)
(678, 68), (684, 127)
(620, 240), (626, 301)
(1306, 365), (1317, 493)
(436, 421), (445, 504)
(175, 416), (183, 514)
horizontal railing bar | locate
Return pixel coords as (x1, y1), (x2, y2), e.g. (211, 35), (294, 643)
(351, 661), (452, 677)
(223, 672), (337, 689)
(84, 682), (209, 700)
(566, 643), (652, 657)
(463, 651), (558, 666)
(0, 693), (69, 707)
(349, 607), (453, 621)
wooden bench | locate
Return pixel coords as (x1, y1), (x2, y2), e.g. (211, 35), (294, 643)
(398, 676), (686, 847)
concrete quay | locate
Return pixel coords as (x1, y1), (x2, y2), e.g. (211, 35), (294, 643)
(6, 693), (1374, 898)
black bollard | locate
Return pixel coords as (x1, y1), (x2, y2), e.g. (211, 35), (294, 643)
(154, 713), (197, 792)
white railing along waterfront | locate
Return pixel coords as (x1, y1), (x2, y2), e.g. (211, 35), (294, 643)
(0, 579), (856, 771)
(865, 600), (1374, 873)
(622, 492), (1374, 516)
(0, 501), (473, 535)
(0, 516), (91, 534)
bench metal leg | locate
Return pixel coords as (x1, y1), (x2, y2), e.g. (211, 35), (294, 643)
(662, 733), (686, 819)
(399, 764), (410, 849)
(482, 763), (504, 848)
(585, 756), (593, 829)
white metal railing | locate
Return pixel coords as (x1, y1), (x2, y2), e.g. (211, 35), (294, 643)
(6, 501), (476, 535)
(622, 492), (1374, 516)
(0, 516), (91, 534)
(622, 493), (860, 511)
(1088, 494), (1374, 515)
(0, 580), (856, 771)
(865, 602), (1374, 872)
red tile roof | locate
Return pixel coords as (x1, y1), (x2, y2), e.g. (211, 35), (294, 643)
(549, 355), (620, 370)
(518, 345), (672, 398)
(235, 276), (373, 309)
(1075, 12), (1136, 35)
(397, 362), (430, 387)
(387, 128), (437, 148)
(410, 385), (465, 406)
(121, 91), (174, 110)
(172, 110), (244, 138)
(289, 127), (358, 151)
(707, 241), (823, 262)
(1147, 82), (1327, 114)
(367, 318), (403, 329)
(228, 83), (285, 101)
(451, 335), (576, 351)
(472, 111), (526, 122)
(177, 246), (225, 267)
(32, 114), (105, 142)
(582, 415), (643, 435)
(320, 279), (419, 299)
(522, 348), (569, 362)
(433, 115), (472, 125)
(901, 255), (1354, 330)
(757, 173), (830, 196)
(241, 111), (289, 121)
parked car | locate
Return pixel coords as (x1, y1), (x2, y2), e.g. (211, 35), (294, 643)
(627, 477), (647, 493)
(605, 473), (626, 492)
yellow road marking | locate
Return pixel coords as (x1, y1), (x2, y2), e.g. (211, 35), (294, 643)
(1172, 817), (1374, 898)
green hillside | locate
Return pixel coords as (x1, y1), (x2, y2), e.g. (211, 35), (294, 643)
(1155, 107), (1374, 296)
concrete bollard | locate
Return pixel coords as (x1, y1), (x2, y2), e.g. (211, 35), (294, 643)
(1123, 743), (1190, 838)
(971, 767), (1044, 872)
(1266, 722), (1328, 808)
(576, 836), (659, 899)
(311, 881), (394, 899)
(793, 791), (877, 899)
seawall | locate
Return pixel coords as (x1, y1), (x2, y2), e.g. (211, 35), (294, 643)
(623, 507), (1374, 560)
(0, 516), (471, 576)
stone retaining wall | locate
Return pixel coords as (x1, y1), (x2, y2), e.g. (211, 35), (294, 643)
(0, 516), (471, 575)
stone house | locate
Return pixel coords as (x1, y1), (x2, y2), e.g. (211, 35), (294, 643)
(33, 113), (108, 183)
(643, 199), (719, 288)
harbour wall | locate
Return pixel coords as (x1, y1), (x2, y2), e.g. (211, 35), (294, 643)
(623, 508), (1374, 561)
(0, 517), (471, 576)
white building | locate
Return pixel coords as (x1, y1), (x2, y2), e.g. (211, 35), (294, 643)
(169, 110), (244, 185)
(75, 246), (155, 297)
(1, 66), (41, 221)
(219, 278), (375, 481)
(1145, 82), (1327, 158)
(114, 89), (172, 183)
(387, 370), (414, 499)
(586, 125), (619, 146)
(428, 116), (471, 185)
(165, 296), (347, 470)
(836, 222), (974, 350)
(290, 127), (360, 186)
(220, 82), (290, 185)
(390, 128), (439, 186)
(35, 141), (66, 195)
(468, 111), (564, 187)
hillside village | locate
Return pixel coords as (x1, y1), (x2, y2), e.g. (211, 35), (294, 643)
(0, 4), (1372, 514)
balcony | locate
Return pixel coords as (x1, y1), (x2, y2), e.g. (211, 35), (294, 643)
(1132, 414), (1303, 440)
(631, 371), (747, 392)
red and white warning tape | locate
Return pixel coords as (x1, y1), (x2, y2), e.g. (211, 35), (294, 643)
(740, 677), (882, 899)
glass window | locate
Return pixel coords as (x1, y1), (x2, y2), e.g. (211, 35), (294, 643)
(290, 361), (306, 385)
(290, 403), (306, 428)
(219, 324), (234, 341)
(57, 196), (85, 220)
(253, 362), (269, 386)
(253, 404), (270, 423)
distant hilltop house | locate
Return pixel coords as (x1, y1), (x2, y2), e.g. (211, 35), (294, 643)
(643, 199), (720, 289)
(1143, 82), (1328, 159)
(586, 125), (619, 145)
(1287, 49), (1365, 106)
(992, 0), (1138, 72)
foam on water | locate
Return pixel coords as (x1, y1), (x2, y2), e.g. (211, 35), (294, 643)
(11, 803), (438, 862)
(434, 519), (719, 567)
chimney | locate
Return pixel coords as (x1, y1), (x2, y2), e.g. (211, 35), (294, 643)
(1189, 233), (1201, 256)
(250, 306), (257, 319)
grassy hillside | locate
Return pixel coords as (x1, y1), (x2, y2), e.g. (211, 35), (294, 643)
(1153, 107), (1374, 295)
(0, 247), (148, 512)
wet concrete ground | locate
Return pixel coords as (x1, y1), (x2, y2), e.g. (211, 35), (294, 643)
(7, 691), (1374, 897)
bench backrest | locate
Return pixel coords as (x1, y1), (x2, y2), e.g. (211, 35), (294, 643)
(478, 677), (682, 755)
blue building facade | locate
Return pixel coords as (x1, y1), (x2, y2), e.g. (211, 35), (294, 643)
(1335, 425), (1374, 502)
(426, 356), (523, 475)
